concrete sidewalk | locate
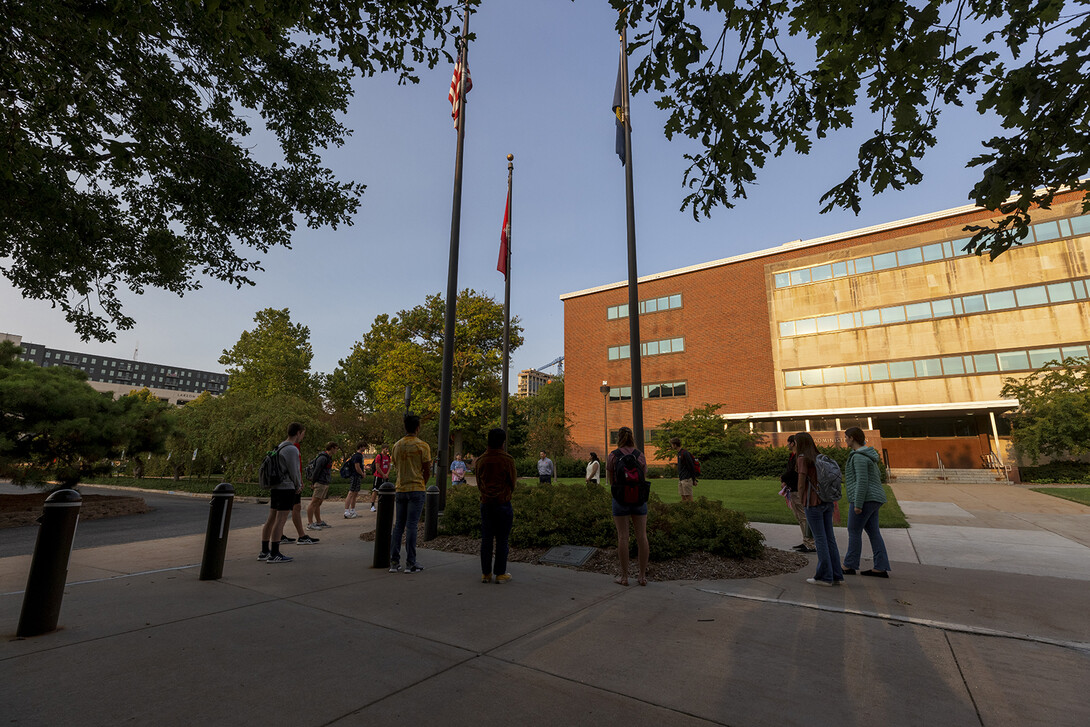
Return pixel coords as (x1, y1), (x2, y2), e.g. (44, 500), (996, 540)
(3, 508), (1089, 727)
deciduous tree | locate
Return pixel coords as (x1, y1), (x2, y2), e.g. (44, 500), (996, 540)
(220, 308), (318, 399)
(650, 403), (758, 461)
(1001, 356), (1090, 464)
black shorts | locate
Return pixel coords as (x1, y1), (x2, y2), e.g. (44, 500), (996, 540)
(269, 490), (295, 511)
(349, 478), (362, 493)
(292, 491), (302, 506)
(372, 477), (386, 491)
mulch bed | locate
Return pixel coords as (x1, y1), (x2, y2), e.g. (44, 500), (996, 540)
(0, 492), (150, 529)
(361, 525), (808, 581)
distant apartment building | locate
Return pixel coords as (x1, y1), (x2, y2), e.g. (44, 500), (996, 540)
(517, 368), (553, 397)
(561, 192), (1090, 472)
(3, 333), (228, 405)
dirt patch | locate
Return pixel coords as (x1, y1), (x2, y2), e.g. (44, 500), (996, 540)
(0, 492), (150, 529)
(360, 526), (808, 581)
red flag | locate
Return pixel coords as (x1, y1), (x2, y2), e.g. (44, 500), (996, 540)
(448, 58), (472, 129)
(498, 188), (510, 278)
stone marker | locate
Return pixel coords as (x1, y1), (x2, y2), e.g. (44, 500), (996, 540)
(542, 545), (596, 567)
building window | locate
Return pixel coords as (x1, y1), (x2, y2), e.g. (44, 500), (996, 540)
(609, 293), (682, 320)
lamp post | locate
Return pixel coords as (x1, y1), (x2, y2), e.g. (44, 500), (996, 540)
(600, 381), (611, 457)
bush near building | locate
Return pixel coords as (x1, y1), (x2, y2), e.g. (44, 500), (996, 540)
(440, 481), (764, 560)
(1019, 461), (1090, 484)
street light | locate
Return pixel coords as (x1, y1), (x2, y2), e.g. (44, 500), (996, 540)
(600, 381), (611, 459)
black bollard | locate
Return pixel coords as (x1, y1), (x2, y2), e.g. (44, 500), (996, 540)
(17, 489), (82, 637)
(199, 483), (235, 581)
(424, 484), (440, 541)
(372, 482), (396, 568)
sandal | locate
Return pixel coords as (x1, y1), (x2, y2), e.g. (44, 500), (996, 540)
(614, 576), (629, 587)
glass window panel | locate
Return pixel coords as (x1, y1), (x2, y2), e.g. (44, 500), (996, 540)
(838, 313), (856, 329)
(963, 356), (975, 373)
(795, 318), (817, 335)
(905, 302), (932, 321)
(861, 309), (881, 326)
(607, 307), (617, 319)
(962, 295), (986, 313)
(897, 247), (924, 266)
(608, 347), (619, 360)
(844, 365), (863, 382)
(620, 345), (630, 359)
(997, 350), (1029, 371)
(931, 299), (955, 317)
(645, 340), (659, 355)
(881, 306), (907, 324)
(868, 363), (890, 380)
(916, 358), (943, 377)
(952, 297), (964, 315)
(951, 238), (972, 256)
(619, 304), (628, 317)
(785, 371), (802, 387)
(673, 382), (686, 396)
(942, 356), (966, 375)
(1015, 286), (1048, 307)
(889, 361), (916, 379)
(669, 294), (682, 308)
(854, 257), (873, 273)
(816, 315), (838, 332)
(985, 290), (1017, 310)
(1071, 215), (1090, 235)
(644, 298), (657, 313)
(831, 262), (848, 277)
(922, 243), (945, 262)
(1046, 282), (1075, 302)
(1061, 346), (1089, 360)
(1028, 348), (1062, 368)
(672, 338), (684, 352)
(854, 311), (864, 327)
(811, 265), (832, 281)
(943, 241), (954, 257)
(1032, 220), (1061, 242)
(823, 367), (846, 384)
(872, 252), (898, 270)
(790, 269), (811, 285)
(1074, 280), (1088, 299)
(774, 273), (790, 288)
(779, 321), (795, 337)
(801, 369), (824, 386)
(646, 384), (661, 398)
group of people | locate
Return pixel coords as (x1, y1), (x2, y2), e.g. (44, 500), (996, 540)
(780, 429), (891, 586)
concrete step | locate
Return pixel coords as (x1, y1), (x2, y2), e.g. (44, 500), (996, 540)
(889, 467), (1011, 484)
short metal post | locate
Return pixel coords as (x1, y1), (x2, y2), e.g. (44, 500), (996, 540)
(17, 489), (82, 637)
(424, 484), (440, 541)
(199, 483), (235, 581)
(372, 482), (396, 568)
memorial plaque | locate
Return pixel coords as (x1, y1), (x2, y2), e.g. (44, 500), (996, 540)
(541, 545), (596, 567)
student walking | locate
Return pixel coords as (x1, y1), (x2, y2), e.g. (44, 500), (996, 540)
(607, 427), (649, 587)
(475, 428), (517, 584)
(670, 437), (698, 502)
(344, 442), (366, 518)
(842, 427), (891, 578)
(389, 413), (430, 574)
(796, 432), (843, 587)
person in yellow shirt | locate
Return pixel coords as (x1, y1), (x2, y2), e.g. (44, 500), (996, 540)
(389, 413), (431, 573)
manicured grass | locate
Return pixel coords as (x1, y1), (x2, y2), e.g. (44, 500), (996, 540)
(1030, 487), (1090, 507)
(541, 477), (909, 528)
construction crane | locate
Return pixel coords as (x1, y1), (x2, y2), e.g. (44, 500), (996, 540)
(536, 356), (564, 376)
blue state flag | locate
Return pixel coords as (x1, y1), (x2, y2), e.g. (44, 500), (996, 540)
(613, 53), (627, 165)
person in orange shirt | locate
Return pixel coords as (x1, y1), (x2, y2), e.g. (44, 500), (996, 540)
(389, 413), (431, 574)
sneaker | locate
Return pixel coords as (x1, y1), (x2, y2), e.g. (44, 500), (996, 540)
(267, 553), (294, 563)
(389, 563), (402, 573)
(806, 578), (833, 587)
(481, 574), (492, 583)
(258, 551), (270, 561)
(297, 535), (319, 544)
(306, 523), (322, 531)
(344, 511), (359, 519)
(495, 573), (512, 584)
(406, 565), (424, 574)
(280, 536), (296, 544)
(315, 521), (331, 528)
(370, 505), (377, 512)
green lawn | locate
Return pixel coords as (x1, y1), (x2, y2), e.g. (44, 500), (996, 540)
(542, 477), (909, 528)
(1030, 487), (1090, 507)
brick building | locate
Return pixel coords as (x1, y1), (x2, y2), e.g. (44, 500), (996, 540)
(561, 194), (1090, 471)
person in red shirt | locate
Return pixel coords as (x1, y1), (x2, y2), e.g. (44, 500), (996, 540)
(369, 445), (391, 513)
(475, 428), (517, 583)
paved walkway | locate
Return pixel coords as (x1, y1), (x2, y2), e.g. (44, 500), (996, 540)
(2, 483), (1089, 726)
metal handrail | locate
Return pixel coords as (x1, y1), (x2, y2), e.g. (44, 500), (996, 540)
(936, 452), (946, 481)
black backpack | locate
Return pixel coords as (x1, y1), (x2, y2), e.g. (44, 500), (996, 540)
(259, 443), (290, 490)
(339, 456), (355, 479)
(305, 452), (328, 483)
(611, 449), (650, 506)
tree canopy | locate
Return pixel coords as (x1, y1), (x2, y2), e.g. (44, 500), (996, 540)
(2, 1), (462, 340)
(219, 308), (318, 399)
(617, 0), (1090, 257)
(649, 402), (758, 461)
(1001, 356), (1090, 465)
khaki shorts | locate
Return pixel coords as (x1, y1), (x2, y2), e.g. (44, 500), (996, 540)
(678, 478), (694, 498)
(312, 484), (330, 500)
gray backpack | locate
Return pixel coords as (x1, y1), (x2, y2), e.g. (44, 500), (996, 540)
(813, 453), (843, 502)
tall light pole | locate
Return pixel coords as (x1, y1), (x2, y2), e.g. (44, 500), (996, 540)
(600, 382), (611, 458)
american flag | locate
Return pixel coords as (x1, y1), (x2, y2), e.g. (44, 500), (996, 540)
(448, 58), (472, 129)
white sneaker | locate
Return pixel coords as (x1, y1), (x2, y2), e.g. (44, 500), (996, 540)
(806, 578), (834, 587)
(306, 523), (321, 531)
(370, 505), (377, 512)
(345, 511), (359, 519)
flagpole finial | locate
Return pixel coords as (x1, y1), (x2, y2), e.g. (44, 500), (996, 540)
(507, 153), (514, 161)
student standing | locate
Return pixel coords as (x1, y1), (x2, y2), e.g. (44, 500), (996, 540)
(344, 442), (366, 518)
(369, 445), (391, 512)
(537, 451), (554, 483)
(389, 413), (430, 574)
(796, 432), (843, 587)
(585, 452), (601, 484)
(306, 442), (337, 530)
(842, 427), (891, 578)
(259, 423), (305, 563)
(475, 428), (517, 583)
(780, 435), (815, 552)
(607, 427), (649, 587)
(670, 437), (697, 502)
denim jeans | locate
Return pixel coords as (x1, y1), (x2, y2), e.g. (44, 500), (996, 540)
(844, 501), (891, 572)
(480, 502), (514, 576)
(390, 491), (425, 567)
(805, 502), (843, 583)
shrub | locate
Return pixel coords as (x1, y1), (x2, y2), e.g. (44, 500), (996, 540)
(646, 464), (676, 479)
(1020, 460), (1090, 484)
(700, 445), (888, 481)
(440, 481), (764, 560)
(515, 455), (587, 478)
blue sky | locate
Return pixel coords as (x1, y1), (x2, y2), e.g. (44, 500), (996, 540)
(1, 1), (1001, 386)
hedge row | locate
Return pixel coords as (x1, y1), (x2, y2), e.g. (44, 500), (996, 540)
(440, 481), (764, 560)
(1019, 461), (1090, 484)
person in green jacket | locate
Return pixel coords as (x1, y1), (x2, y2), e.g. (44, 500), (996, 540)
(842, 427), (890, 578)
